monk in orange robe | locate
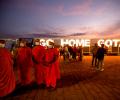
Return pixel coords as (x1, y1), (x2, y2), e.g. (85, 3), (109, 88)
(16, 39), (33, 86)
(0, 40), (16, 97)
(32, 39), (46, 85)
(44, 42), (60, 88)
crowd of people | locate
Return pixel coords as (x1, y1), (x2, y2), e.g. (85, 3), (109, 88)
(59, 45), (83, 62)
(0, 38), (108, 97)
(0, 39), (60, 97)
(59, 42), (107, 71)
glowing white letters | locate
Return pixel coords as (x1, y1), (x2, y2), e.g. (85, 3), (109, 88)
(61, 39), (69, 46)
(76, 39), (85, 46)
(97, 39), (104, 47)
(39, 39), (54, 46)
(46, 39), (54, 46)
(61, 39), (90, 47)
(97, 39), (120, 47)
(40, 39), (46, 46)
(105, 39), (113, 47)
(38, 38), (120, 47)
(112, 40), (120, 47)
(84, 39), (90, 47)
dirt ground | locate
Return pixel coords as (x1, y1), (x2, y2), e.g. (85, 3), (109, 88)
(2, 56), (120, 100)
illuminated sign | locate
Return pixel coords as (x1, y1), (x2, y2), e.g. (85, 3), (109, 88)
(40, 39), (54, 46)
(38, 38), (120, 47)
(97, 39), (120, 47)
(61, 39), (90, 47)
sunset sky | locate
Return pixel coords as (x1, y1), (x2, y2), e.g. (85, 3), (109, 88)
(0, 0), (120, 38)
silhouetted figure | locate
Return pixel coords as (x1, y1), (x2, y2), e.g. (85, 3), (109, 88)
(68, 46), (73, 60)
(91, 43), (98, 67)
(72, 45), (77, 60)
(78, 46), (83, 61)
(96, 44), (106, 71)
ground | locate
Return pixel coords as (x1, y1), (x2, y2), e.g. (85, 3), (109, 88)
(2, 56), (120, 100)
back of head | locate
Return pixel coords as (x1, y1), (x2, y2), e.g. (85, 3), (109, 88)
(101, 44), (104, 48)
(0, 40), (6, 48)
(95, 43), (98, 47)
(48, 41), (54, 48)
(34, 39), (40, 46)
(19, 39), (27, 47)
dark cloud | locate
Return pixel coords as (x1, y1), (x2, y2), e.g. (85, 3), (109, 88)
(34, 25), (67, 34)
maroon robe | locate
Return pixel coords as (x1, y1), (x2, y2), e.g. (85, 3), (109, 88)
(16, 47), (33, 85)
(0, 48), (16, 97)
(44, 47), (60, 88)
(32, 45), (46, 85)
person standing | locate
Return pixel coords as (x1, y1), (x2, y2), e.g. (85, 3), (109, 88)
(68, 46), (73, 61)
(78, 46), (83, 61)
(63, 45), (69, 61)
(72, 44), (77, 61)
(44, 42), (60, 89)
(32, 39), (46, 85)
(91, 43), (98, 67)
(16, 39), (33, 86)
(96, 44), (106, 71)
(0, 40), (16, 97)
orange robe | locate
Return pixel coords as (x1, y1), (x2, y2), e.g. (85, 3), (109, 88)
(0, 48), (15, 97)
(16, 47), (33, 85)
(45, 48), (60, 88)
(32, 45), (46, 85)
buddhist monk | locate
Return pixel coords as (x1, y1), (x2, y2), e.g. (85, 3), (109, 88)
(32, 39), (46, 85)
(0, 40), (16, 97)
(16, 39), (33, 86)
(44, 42), (60, 89)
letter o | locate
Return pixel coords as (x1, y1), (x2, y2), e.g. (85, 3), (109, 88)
(97, 39), (104, 47)
(105, 39), (112, 47)
(68, 39), (76, 46)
